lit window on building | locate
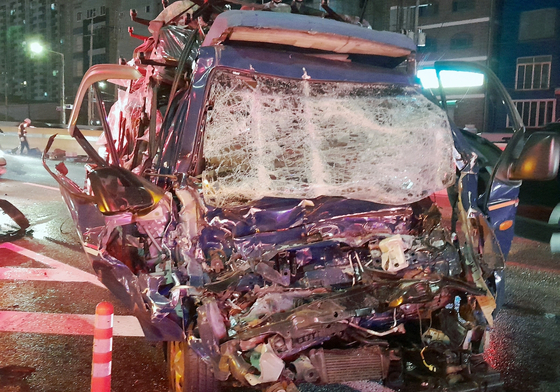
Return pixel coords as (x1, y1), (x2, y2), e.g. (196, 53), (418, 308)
(516, 56), (551, 90)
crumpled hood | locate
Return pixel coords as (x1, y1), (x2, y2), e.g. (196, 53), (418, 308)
(191, 195), (457, 291)
(199, 196), (415, 268)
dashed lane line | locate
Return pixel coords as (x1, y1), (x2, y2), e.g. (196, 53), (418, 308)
(0, 242), (105, 288)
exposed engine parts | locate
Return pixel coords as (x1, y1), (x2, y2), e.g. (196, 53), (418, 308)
(92, 191), (499, 390)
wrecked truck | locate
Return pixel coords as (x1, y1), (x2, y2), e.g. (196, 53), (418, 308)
(43, 6), (560, 392)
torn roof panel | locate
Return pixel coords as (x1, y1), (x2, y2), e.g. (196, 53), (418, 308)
(202, 10), (416, 58)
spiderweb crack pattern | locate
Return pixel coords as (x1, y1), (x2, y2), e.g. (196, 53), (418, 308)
(202, 70), (455, 207)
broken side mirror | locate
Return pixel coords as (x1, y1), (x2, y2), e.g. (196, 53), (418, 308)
(507, 132), (560, 181)
(88, 167), (166, 215)
(68, 64), (141, 137)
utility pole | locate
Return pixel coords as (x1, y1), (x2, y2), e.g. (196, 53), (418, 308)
(4, 66), (8, 121)
(52, 50), (66, 125)
(2, 46), (7, 120)
(25, 65), (30, 119)
(412, 0), (425, 46)
(87, 17), (94, 125)
(398, 0), (404, 32)
(414, 0), (419, 42)
(61, 52), (65, 125)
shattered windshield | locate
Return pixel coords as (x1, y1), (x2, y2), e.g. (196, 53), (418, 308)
(202, 69), (455, 207)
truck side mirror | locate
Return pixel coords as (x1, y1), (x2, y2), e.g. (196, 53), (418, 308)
(88, 167), (165, 215)
(507, 132), (560, 181)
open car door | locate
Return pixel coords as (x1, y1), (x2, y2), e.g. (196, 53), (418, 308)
(430, 61), (560, 259)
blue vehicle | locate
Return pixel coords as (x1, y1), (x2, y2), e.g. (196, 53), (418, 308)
(44, 5), (559, 392)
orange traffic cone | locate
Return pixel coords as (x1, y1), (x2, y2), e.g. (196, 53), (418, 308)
(91, 302), (113, 392)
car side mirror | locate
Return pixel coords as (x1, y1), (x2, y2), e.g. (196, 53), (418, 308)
(507, 132), (560, 181)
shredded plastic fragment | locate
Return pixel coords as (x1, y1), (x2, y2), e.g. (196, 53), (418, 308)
(245, 343), (285, 386)
(379, 235), (408, 272)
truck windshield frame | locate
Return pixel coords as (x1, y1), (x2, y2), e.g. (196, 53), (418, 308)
(201, 68), (456, 207)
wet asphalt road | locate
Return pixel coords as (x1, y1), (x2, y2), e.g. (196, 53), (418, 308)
(486, 238), (560, 392)
(0, 154), (168, 391)
(0, 154), (560, 392)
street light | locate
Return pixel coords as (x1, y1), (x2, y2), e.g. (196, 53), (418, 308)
(29, 41), (66, 125)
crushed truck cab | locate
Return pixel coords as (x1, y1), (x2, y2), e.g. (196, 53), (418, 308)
(43, 4), (559, 392)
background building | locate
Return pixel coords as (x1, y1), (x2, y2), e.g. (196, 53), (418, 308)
(70, 1), (161, 95)
(496, 0), (559, 129)
(385, 0), (499, 133)
(0, 0), (160, 123)
(1, 0), (557, 129)
(0, 0), (67, 122)
(70, 0), (161, 124)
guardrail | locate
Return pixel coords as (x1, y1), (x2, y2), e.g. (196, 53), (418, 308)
(0, 126), (100, 157)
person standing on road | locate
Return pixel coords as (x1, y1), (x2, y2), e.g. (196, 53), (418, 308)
(18, 118), (31, 155)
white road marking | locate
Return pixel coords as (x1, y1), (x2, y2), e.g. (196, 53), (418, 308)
(22, 182), (60, 191)
(0, 242), (105, 288)
(0, 311), (145, 337)
(0, 244), (147, 337)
